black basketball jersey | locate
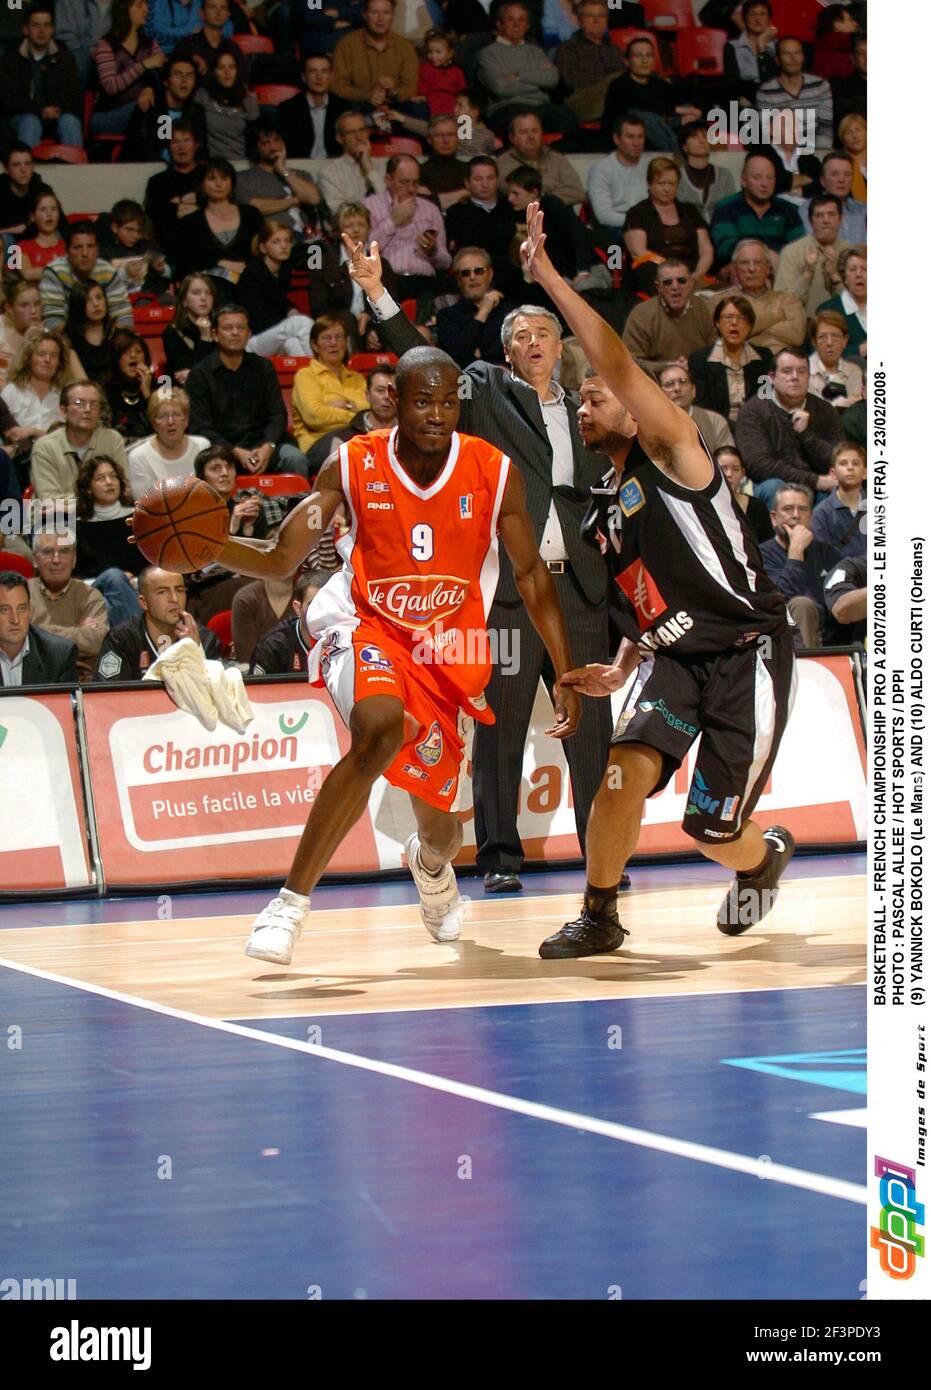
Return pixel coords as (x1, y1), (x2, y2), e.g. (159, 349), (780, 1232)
(582, 443), (789, 656)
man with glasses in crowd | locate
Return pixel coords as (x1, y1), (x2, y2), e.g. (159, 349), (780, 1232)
(719, 237), (806, 353)
(27, 530), (109, 682)
(30, 381), (129, 502)
(436, 248), (514, 368)
(621, 260), (715, 378)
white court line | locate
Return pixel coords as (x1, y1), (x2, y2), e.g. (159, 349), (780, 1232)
(0, 955), (867, 1208)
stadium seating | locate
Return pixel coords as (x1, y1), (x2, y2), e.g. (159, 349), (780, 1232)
(235, 474), (310, 496)
(254, 85), (301, 107)
(347, 352), (399, 373)
(674, 27), (728, 79)
(232, 35), (274, 54)
(31, 144), (88, 165)
(206, 609), (233, 658)
(0, 552), (36, 579)
(641, 0), (695, 28)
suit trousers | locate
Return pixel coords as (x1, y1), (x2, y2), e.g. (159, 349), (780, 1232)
(472, 570), (612, 873)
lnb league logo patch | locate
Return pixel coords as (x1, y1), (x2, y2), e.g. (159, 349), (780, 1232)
(359, 645), (392, 670)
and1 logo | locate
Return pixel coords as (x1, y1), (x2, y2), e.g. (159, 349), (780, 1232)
(359, 645), (392, 670)
(721, 795), (740, 822)
(459, 493), (473, 520)
(439, 776), (455, 797)
(685, 770), (721, 817)
(416, 721), (443, 766)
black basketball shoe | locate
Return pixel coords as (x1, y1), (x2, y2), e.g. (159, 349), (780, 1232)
(539, 908), (630, 959)
(717, 826), (796, 935)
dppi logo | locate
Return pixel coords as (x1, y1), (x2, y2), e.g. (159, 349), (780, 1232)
(870, 1156), (925, 1279)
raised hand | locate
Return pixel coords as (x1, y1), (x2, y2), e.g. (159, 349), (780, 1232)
(342, 233), (384, 299)
(519, 200), (555, 284)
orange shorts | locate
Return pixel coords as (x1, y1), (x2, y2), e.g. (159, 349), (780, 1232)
(314, 624), (479, 812)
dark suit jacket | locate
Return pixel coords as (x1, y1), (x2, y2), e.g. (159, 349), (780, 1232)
(688, 344), (774, 421)
(8, 624), (78, 687)
(374, 307), (608, 606)
(435, 296), (512, 367)
(276, 90), (350, 158)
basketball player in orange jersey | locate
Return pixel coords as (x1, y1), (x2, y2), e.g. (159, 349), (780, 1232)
(211, 344), (581, 964)
(509, 203), (798, 958)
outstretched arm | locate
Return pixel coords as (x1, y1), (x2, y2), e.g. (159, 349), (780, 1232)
(497, 466), (580, 740)
(215, 453), (346, 581)
(521, 203), (713, 488)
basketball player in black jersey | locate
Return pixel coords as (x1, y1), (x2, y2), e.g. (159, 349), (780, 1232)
(521, 204), (798, 958)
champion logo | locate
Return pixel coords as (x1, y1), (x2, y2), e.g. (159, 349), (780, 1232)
(367, 575), (469, 630)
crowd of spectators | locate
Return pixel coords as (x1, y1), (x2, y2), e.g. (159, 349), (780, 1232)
(0, 0), (868, 691)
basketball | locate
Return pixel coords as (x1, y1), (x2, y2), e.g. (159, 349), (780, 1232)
(132, 476), (230, 573)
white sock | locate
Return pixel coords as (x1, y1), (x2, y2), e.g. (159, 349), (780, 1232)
(280, 887), (310, 908)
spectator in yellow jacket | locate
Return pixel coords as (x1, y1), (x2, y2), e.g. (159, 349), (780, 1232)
(291, 316), (368, 453)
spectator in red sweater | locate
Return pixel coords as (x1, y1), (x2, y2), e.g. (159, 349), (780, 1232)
(417, 29), (466, 117)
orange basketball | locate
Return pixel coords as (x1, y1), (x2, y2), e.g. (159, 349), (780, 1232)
(132, 476), (230, 573)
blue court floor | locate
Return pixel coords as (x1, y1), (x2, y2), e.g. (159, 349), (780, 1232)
(0, 857), (866, 1301)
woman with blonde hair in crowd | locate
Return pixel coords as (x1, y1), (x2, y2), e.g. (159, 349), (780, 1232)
(237, 220), (314, 359)
(0, 278), (44, 388)
(1, 329), (70, 463)
(291, 316), (368, 453)
(127, 386), (210, 498)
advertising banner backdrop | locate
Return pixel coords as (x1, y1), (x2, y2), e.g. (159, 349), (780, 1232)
(81, 652), (866, 889)
(0, 691), (92, 890)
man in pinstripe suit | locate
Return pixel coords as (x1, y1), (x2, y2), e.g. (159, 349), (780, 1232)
(344, 234), (617, 893)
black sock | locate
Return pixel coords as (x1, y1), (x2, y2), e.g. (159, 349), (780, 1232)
(584, 882), (619, 917)
(738, 844), (774, 880)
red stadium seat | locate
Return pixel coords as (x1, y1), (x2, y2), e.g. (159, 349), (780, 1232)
(233, 34), (274, 54)
(207, 609), (233, 658)
(83, 90), (124, 162)
(400, 299), (417, 322)
(235, 474), (310, 496)
(674, 27), (728, 77)
(641, 0), (695, 28)
(770, 0), (821, 42)
(67, 212), (98, 224)
(0, 551), (36, 578)
(347, 352), (398, 373)
(254, 84), (301, 106)
(31, 143), (88, 164)
(369, 137), (424, 158)
(270, 355), (310, 383)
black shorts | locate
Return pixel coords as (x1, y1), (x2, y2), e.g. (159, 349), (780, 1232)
(611, 630), (797, 844)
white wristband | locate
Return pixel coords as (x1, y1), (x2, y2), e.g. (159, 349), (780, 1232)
(369, 289), (400, 320)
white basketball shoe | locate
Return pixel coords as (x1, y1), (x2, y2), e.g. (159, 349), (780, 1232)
(405, 833), (467, 942)
(244, 893), (310, 965)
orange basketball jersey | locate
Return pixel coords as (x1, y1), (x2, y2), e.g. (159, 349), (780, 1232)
(306, 427), (511, 720)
